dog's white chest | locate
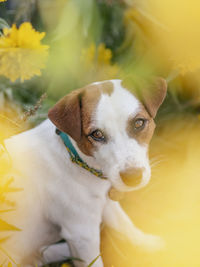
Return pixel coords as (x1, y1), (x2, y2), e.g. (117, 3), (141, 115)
(5, 119), (110, 230)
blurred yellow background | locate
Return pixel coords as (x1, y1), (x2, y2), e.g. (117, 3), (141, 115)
(102, 115), (200, 266)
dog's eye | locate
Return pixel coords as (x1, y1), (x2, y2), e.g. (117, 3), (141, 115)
(89, 130), (105, 141)
(134, 118), (146, 130)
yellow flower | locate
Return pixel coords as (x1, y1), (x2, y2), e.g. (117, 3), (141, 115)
(81, 43), (96, 66)
(81, 43), (119, 81)
(0, 0), (7, 2)
(97, 43), (112, 65)
(82, 43), (113, 66)
(0, 22), (49, 82)
(61, 264), (71, 267)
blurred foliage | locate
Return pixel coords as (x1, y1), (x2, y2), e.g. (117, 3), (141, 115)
(0, 0), (199, 135)
(97, 0), (125, 53)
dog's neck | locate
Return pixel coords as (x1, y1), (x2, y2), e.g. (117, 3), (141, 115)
(68, 135), (102, 171)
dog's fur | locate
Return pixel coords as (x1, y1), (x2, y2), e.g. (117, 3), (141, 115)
(2, 79), (167, 267)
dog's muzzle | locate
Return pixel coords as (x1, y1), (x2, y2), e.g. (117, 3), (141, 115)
(120, 167), (144, 187)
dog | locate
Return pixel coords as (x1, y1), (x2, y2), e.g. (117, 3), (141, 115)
(2, 78), (167, 266)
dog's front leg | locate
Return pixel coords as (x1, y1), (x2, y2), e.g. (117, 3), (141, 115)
(61, 227), (103, 267)
(103, 199), (164, 251)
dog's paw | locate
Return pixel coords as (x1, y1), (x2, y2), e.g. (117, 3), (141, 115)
(138, 234), (165, 252)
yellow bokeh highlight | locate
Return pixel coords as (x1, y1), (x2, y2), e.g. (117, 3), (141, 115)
(148, 0), (200, 74)
(102, 115), (200, 266)
(126, 0), (200, 75)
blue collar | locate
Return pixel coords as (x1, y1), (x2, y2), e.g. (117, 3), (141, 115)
(56, 129), (106, 180)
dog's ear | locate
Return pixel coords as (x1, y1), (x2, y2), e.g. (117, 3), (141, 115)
(141, 77), (167, 118)
(48, 90), (83, 142)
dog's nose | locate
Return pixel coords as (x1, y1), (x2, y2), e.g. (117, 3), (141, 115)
(120, 168), (144, 187)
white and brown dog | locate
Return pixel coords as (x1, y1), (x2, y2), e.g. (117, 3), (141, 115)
(2, 79), (167, 266)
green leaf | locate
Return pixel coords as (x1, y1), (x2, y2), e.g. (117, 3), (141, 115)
(87, 254), (101, 267)
(0, 18), (10, 31)
(75, 0), (95, 35)
(0, 219), (20, 231)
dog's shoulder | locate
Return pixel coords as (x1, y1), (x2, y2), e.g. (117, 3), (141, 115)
(4, 119), (60, 167)
(5, 119), (53, 150)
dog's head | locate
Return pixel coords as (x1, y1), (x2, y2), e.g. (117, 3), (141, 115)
(48, 79), (167, 191)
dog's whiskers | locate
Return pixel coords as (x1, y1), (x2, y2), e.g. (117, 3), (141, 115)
(150, 155), (167, 169)
(150, 159), (166, 168)
(150, 154), (165, 163)
(141, 180), (162, 195)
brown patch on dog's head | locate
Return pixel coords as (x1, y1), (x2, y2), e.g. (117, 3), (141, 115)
(124, 77), (167, 145)
(126, 105), (156, 145)
(122, 77), (167, 118)
(48, 81), (113, 156)
(48, 88), (83, 143)
(141, 78), (167, 118)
